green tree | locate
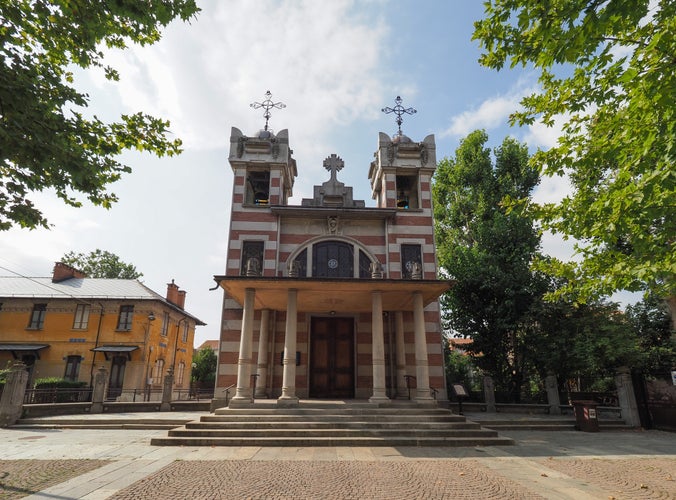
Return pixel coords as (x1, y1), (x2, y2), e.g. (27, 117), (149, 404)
(625, 294), (675, 375)
(530, 290), (640, 389)
(61, 249), (142, 279)
(473, 1), (676, 312)
(433, 130), (541, 401)
(191, 346), (216, 388)
(1, 0), (199, 230)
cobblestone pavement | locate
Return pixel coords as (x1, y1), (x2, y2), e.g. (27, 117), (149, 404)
(109, 460), (546, 500)
(537, 457), (676, 500)
(0, 460), (109, 500)
(2, 418), (676, 500)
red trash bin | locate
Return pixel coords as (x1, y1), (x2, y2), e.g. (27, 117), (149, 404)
(572, 400), (600, 432)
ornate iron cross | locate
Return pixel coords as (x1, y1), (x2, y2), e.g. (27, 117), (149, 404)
(250, 90), (286, 131)
(382, 96), (417, 136)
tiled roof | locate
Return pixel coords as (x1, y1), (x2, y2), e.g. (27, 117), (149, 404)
(0, 277), (205, 325)
(197, 340), (219, 351)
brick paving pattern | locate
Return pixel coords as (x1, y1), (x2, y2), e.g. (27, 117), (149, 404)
(110, 460), (545, 499)
(539, 458), (676, 499)
(0, 460), (109, 500)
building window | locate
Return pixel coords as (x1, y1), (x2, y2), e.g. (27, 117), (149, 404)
(312, 241), (354, 278)
(291, 248), (307, 277)
(64, 355), (82, 381)
(181, 321), (189, 343)
(401, 244), (422, 279)
(241, 241), (264, 276)
(176, 361), (185, 386)
(116, 305), (134, 331)
(152, 359), (165, 385)
(246, 170), (270, 205)
(396, 174), (419, 209)
(28, 304), (47, 329)
(359, 250), (372, 278)
(72, 304), (90, 330)
(161, 312), (169, 336)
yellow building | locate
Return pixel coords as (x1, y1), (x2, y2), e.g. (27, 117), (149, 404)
(0, 263), (205, 400)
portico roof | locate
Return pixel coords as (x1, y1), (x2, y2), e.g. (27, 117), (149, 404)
(213, 276), (452, 313)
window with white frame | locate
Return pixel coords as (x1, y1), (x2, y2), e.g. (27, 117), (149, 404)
(176, 361), (185, 386)
(72, 304), (90, 330)
(181, 321), (189, 342)
(153, 359), (165, 385)
(28, 303), (47, 329)
(161, 312), (169, 336)
(116, 305), (134, 330)
(64, 355), (82, 381)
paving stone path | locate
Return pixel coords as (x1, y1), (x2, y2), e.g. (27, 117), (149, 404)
(109, 460), (545, 500)
(538, 457), (676, 500)
(0, 460), (109, 500)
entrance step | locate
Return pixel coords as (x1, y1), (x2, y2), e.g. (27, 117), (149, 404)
(12, 417), (190, 430)
(151, 404), (514, 447)
(478, 418), (631, 431)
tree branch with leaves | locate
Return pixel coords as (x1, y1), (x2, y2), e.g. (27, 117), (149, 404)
(0, 0), (200, 230)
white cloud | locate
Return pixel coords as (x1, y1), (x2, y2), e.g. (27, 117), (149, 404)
(89, 0), (388, 156)
(442, 93), (521, 137)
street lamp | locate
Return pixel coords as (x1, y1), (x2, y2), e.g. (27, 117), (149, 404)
(142, 312), (156, 400)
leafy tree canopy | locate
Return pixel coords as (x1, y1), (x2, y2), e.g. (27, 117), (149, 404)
(433, 130), (540, 399)
(191, 346), (216, 387)
(473, 0), (676, 302)
(0, 0), (199, 230)
(61, 248), (142, 279)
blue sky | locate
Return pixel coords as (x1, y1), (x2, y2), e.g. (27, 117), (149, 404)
(1, 0), (585, 346)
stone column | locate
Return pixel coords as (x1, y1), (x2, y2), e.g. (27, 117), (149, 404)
(0, 362), (28, 427)
(369, 291), (390, 404)
(483, 376), (496, 413)
(160, 367), (174, 412)
(413, 292), (433, 404)
(255, 309), (270, 398)
(394, 311), (407, 398)
(278, 289), (299, 407)
(90, 366), (108, 413)
(231, 287), (256, 406)
(545, 373), (562, 415)
(615, 367), (641, 427)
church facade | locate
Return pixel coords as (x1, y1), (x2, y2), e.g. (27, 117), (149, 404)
(214, 125), (450, 407)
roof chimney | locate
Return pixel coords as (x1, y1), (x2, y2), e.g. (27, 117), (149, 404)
(52, 262), (86, 283)
(177, 290), (186, 309)
(166, 279), (180, 306)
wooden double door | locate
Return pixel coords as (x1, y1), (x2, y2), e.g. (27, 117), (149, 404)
(309, 317), (355, 398)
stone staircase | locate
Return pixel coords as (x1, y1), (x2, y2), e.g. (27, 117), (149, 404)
(477, 417), (631, 432)
(12, 417), (190, 430)
(150, 402), (515, 447)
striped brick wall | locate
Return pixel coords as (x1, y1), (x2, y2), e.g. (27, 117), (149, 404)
(217, 129), (448, 401)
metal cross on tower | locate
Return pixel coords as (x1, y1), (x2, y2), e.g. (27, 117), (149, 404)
(250, 90), (286, 131)
(381, 96), (417, 137)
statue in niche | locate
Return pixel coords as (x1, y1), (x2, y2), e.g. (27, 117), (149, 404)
(246, 257), (261, 277)
(410, 261), (422, 280)
(288, 260), (300, 278)
(327, 216), (339, 234)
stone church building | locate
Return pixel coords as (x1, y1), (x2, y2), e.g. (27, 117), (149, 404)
(213, 124), (451, 407)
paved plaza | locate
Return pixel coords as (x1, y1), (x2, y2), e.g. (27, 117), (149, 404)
(0, 412), (675, 499)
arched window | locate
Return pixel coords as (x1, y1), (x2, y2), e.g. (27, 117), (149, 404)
(289, 238), (379, 279)
(312, 241), (353, 278)
(176, 361), (186, 386)
(153, 359), (165, 385)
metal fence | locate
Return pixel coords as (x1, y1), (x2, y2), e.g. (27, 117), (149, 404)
(23, 387), (93, 404)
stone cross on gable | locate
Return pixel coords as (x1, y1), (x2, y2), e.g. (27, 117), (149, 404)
(323, 154), (344, 181)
